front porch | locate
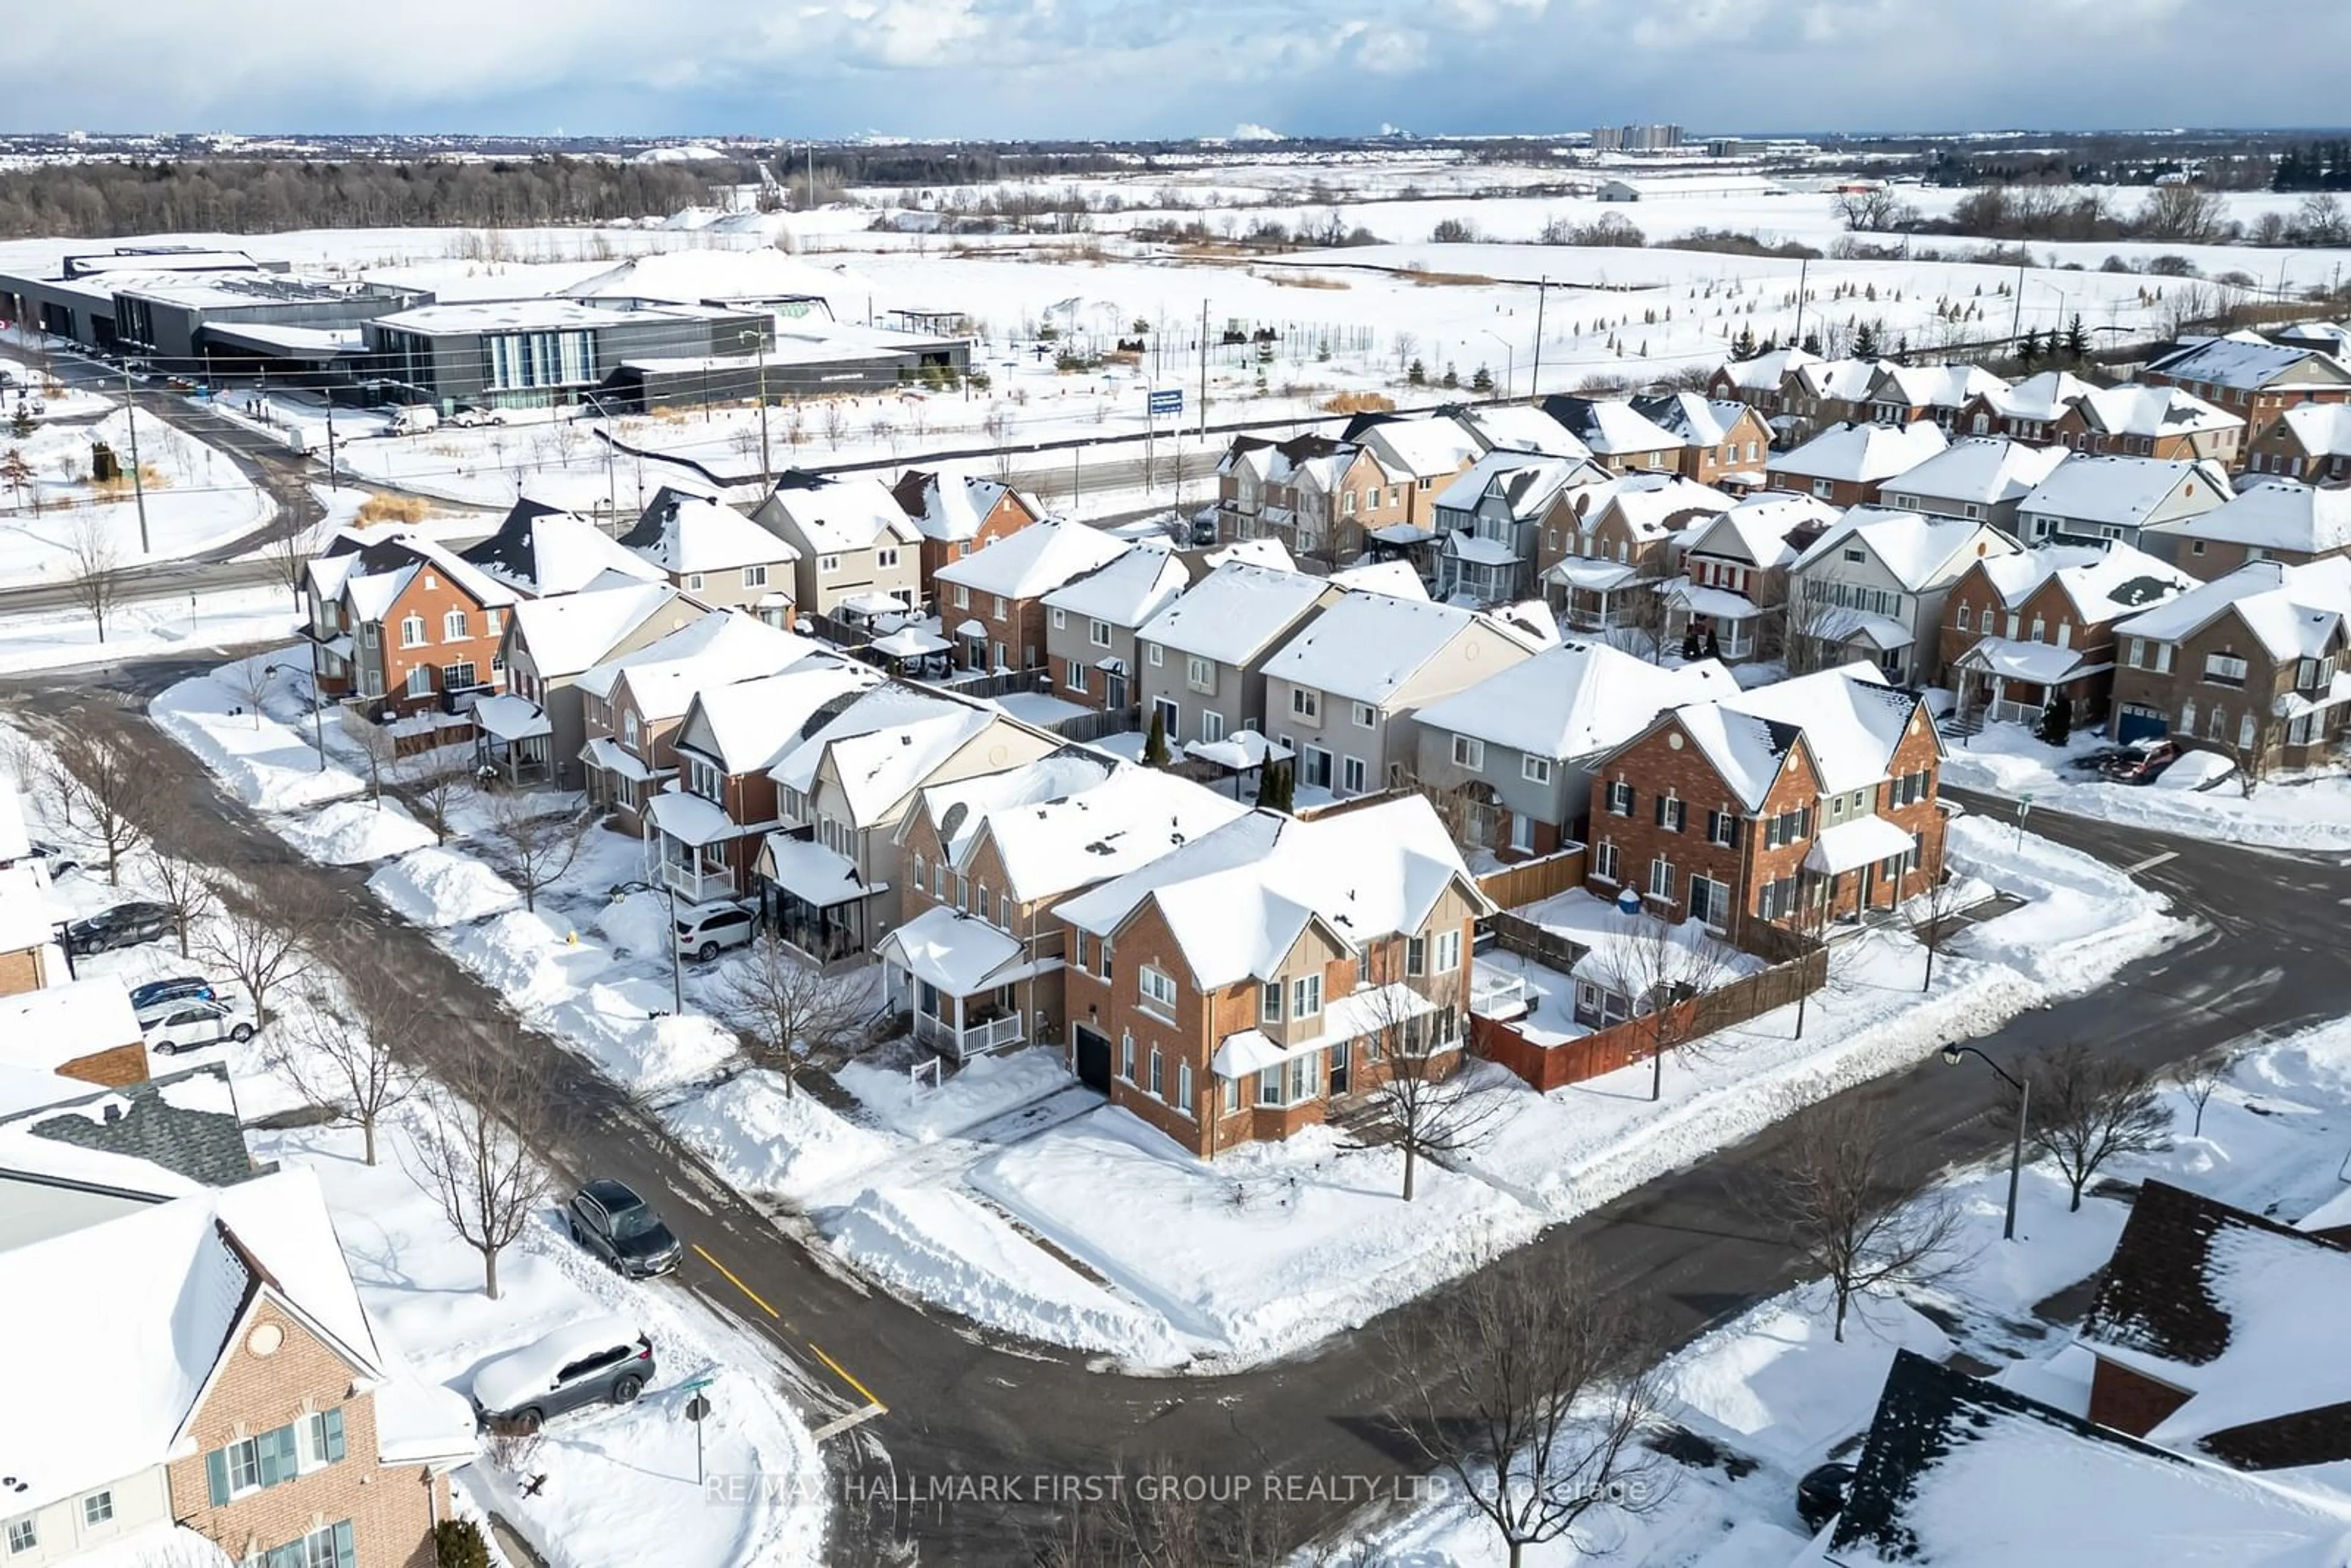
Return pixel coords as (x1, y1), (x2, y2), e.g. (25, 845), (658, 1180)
(1952, 638), (2104, 731)
(644, 789), (752, 904)
(756, 829), (881, 961)
(1665, 583), (1763, 661)
(877, 903), (1057, 1062)
(1436, 534), (1523, 606)
(473, 693), (553, 785)
(1542, 557), (1648, 631)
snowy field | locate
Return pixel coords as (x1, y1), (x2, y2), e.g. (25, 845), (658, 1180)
(1353, 1010), (2351, 1566)
(0, 721), (831, 1568)
(0, 583), (298, 676)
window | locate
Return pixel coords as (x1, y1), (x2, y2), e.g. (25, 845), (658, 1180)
(1606, 779), (1633, 816)
(1190, 655), (1217, 693)
(1955, 604), (1971, 633)
(441, 661), (476, 692)
(299, 1408), (347, 1470)
(1706, 809), (1736, 847)
(2029, 616), (2045, 643)
(1178, 1060), (1194, 1112)
(953, 585), (970, 609)
(1051, 607), (1067, 629)
(362, 620), (379, 647)
(82, 1491), (113, 1528)
(404, 666), (433, 699)
(1592, 839), (1620, 883)
(1147, 642), (1163, 666)
(1300, 746), (1332, 789)
(1842, 547), (1865, 564)
(685, 572), (706, 591)
(1289, 685), (1319, 719)
(1120, 1032), (1135, 1081)
(1292, 973), (1322, 1019)
(1089, 618), (1111, 648)
(5, 1519), (33, 1555)
(443, 610), (468, 641)
(1406, 936), (1427, 975)
(484, 607), (501, 634)
(1285, 1051), (1320, 1105)
(1510, 812), (1534, 852)
(992, 595), (1008, 619)
(1140, 965), (1179, 1016)
(2205, 653), (2248, 688)
(1065, 661), (1087, 696)
(1352, 702), (1377, 729)
(1648, 856), (1676, 902)
(743, 564), (768, 588)
(1149, 1048), (1164, 1097)
(913, 852), (926, 892)
(1341, 756), (1367, 794)
(877, 547), (902, 570)
(1098, 937), (1114, 980)
(1521, 755), (1551, 785)
(399, 614), (426, 648)
(1223, 1076), (1242, 1114)
(1201, 710), (1225, 745)
(1655, 794), (1685, 833)
(1258, 1067), (1283, 1106)
(261, 1521), (355, 1568)
(1433, 928), (1461, 975)
(1452, 735), (1485, 771)
(1261, 981), (1283, 1024)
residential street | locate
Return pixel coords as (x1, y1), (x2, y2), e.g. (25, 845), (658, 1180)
(9, 658), (2347, 1562)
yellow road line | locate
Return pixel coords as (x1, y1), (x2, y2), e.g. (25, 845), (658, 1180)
(691, 1243), (781, 1320)
(807, 1341), (888, 1412)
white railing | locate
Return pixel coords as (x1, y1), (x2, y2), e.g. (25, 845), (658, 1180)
(912, 1010), (1026, 1059)
(1471, 964), (1529, 1018)
(661, 858), (737, 906)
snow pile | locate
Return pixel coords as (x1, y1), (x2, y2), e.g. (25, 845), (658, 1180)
(1942, 726), (2351, 850)
(827, 1186), (1191, 1366)
(2155, 750), (2238, 791)
(835, 1047), (1076, 1142)
(1942, 813), (2192, 993)
(149, 667), (369, 812)
(666, 1069), (898, 1202)
(367, 846), (523, 926)
(591, 887), (673, 961)
(277, 798), (437, 865)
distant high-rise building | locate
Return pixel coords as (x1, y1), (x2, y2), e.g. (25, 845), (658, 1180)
(1592, 124), (1684, 154)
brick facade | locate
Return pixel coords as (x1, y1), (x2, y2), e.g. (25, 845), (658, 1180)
(2110, 603), (2350, 768)
(0, 943), (48, 997)
(896, 812), (1071, 1046)
(59, 1039), (149, 1089)
(942, 577), (1046, 672)
(1941, 566), (2125, 723)
(2085, 1356), (2195, 1438)
(2245, 417), (2351, 484)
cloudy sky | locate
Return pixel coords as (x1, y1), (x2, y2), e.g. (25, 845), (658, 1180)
(10, 0), (2348, 140)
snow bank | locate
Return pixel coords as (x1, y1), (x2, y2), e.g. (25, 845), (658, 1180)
(149, 669), (367, 812)
(1943, 814), (2192, 994)
(665, 1070), (898, 1203)
(826, 1186), (1192, 1367)
(1943, 727), (2351, 850)
(834, 1046), (1076, 1142)
(367, 846), (523, 926)
(277, 798), (437, 865)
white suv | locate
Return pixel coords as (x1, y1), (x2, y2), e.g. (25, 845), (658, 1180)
(673, 901), (757, 962)
(142, 997), (257, 1056)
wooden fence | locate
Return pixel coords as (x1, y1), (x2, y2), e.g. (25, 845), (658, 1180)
(1034, 704), (1141, 745)
(1473, 845), (1589, 912)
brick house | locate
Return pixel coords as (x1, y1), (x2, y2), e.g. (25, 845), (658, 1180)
(1954, 367), (2096, 443)
(458, 495), (666, 598)
(1042, 545), (1189, 713)
(2050, 384), (2246, 465)
(0, 860), (63, 997)
(2077, 1179), (2351, 1470)
(300, 532), (517, 713)
(1054, 795), (1491, 1158)
(1537, 473), (1733, 632)
(1940, 542), (2194, 730)
(933, 519), (1132, 673)
(1580, 664), (1946, 949)
(2140, 334), (2351, 431)
(2109, 556), (2351, 763)
(1766, 419), (1948, 509)
(2246, 402), (2351, 482)
(1860, 362), (2009, 430)
(1543, 395), (1686, 475)
(1, 978), (151, 1088)
(1348, 416), (1487, 536)
(1765, 358), (1891, 443)
(1663, 493), (1839, 662)
(890, 470), (1041, 602)
(1703, 345), (1824, 426)
(1630, 392), (1773, 486)
(0, 1164), (471, 1568)
(615, 486), (801, 623)
(883, 759), (1245, 1060)
(485, 582), (702, 787)
(2141, 478), (2351, 581)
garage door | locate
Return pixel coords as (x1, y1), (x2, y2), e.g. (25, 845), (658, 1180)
(1073, 1026), (1112, 1092)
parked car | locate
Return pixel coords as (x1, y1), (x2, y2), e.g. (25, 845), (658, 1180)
(130, 976), (219, 1015)
(674, 901), (757, 962)
(2065, 743), (2143, 774)
(2098, 739), (2182, 785)
(142, 997), (255, 1056)
(566, 1179), (683, 1279)
(1796, 1461), (1855, 1533)
(63, 901), (174, 956)
(449, 406), (506, 427)
(471, 1317), (655, 1433)
(28, 839), (80, 877)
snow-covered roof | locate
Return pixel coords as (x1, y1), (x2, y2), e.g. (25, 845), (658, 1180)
(770, 685), (1002, 825)
(577, 609), (820, 714)
(2020, 454), (2232, 529)
(1769, 419), (1949, 485)
(1804, 811), (1918, 874)
(1630, 392), (1757, 449)
(1057, 795), (1487, 989)
(1203, 536), (1296, 573)
(1869, 361), (2009, 410)
(1325, 557), (1429, 599)
(1985, 367), (2098, 423)
(1952, 634), (2097, 686)
(1136, 560), (1329, 664)
(947, 764), (1249, 904)
(506, 581), (686, 678)
(460, 497), (664, 596)
(1972, 541), (2194, 623)
(1416, 640), (1737, 760)
(758, 473), (921, 555)
(0, 862), (53, 955)
(1452, 405), (1592, 460)
(1881, 437), (2073, 507)
(1714, 345), (1821, 392)
(0, 978), (140, 1074)
(2152, 478), (2351, 557)
(1572, 471), (1735, 541)
(620, 487), (800, 576)
(934, 519), (1132, 602)
(561, 246), (876, 317)
(334, 532), (519, 621)
(0, 1164), (383, 1517)
(2273, 400), (2351, 459)
(1548, 396), (1685, 456)
(1042, 544), (1188, 628)
(1682, 492), (1834, 569)
(2077, 384), (2243, 439)
(1357, 416), (1486, 477)
(2147, 332), (2350, 391)
(1792, 505), (2018, 590)
(1794, 356), (1897, 402)
(877, 905), (1038, 996)
(1263, 592), (1522, 705)
(1518, 888), (1763, 991)
(759, 833), (870, 908)
(675, 658), (879, 775)
(1432, 448), (1594, 519)
(909, 752), (1117, 866)
(897, 471), (1030, 544)
(1630, 663), (1921, 810)
(2115, 557), (2351, 660)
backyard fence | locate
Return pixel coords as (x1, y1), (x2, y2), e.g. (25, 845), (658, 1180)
(1472, 845), (1589, 911)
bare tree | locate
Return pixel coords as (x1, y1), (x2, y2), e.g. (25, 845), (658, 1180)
(1780, 589), (1855, 678)
(2137, 183), (2227, 244)
(1757, 1094), (1964, 1341)
(197, 866), (335, 1027)
(143, 845), (216, 959)
(1833, 188), (1921, 232)
(405, 1036), (552, 1299)
(473, 788), (591, 913)
(261, 516), (317, 609)
(1583, 913), (1740, 1102)
(821, 400), (849, 447)
(338, 709), (400, 804)
(2173, 1052), (2230, 1140)
(269, 974), (419, 1166)
(399, 751), (474, 845)
(2031, 1039), (2170, 1211)
(1386, 1253), (1668, 1568)
(1343, 972), (1502, 1201)
(711, 930), (874, 1097)
(2225, 707), (2283, 797)
(1909, 869), (1975, 993)
(1610, 582), (1674, 665)
(64, 512), (124, 645)
(51, 727), (156, 883)
(220, 653), (277, 730)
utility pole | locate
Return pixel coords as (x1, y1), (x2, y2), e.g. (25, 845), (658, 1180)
(325, 403), (339, 491)
(740, 329), (771, 487)
(1199, 298), (1209, 440)
(2009, 255), (2027, 344)
(1529, 276), (1549, 400)
(1791, 255), (1810, 347)
(119, 359), (150, 553)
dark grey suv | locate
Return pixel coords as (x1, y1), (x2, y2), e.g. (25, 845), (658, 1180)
(566, 1179), (683, 1279)
(471, 1318), (656, 1433)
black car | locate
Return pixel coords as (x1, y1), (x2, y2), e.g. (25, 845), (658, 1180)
(64, 901), (174, 956)
(566, 1179), (683, 1279)
(1796, 1461), (1855, 1533)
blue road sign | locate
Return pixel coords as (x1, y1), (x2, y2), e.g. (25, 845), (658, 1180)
(1149, 389), (1184, 417)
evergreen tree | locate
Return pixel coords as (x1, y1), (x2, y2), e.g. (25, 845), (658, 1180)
(1441, 366), (1460, 390)
(1732, 323), (1758, 360)
(1854, 321), (1880, 358)
(1142, 708), (1169, 767)
(2016, 329), (2042, 369)
(1471, 364), (1494, 394)
(2063, 314), (2090, 362)
(1406, 358), (1427, 386)
(1258, 759), (1292, 812)
(1800, 331), (1822, 356)
(2038, 693), (2074, 745)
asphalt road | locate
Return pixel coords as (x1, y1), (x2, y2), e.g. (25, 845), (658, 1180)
(9, 663), (2348, 1564)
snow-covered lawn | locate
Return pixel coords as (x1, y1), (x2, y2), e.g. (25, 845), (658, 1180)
(0, 404), (274, 583)
(0, 585), (298, 677)
(149, 648), (372, 812)
(1941, 722), (2351, 852)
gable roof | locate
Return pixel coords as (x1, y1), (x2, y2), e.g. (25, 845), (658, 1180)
(0, 978), (141, 1076)
(1881, 436), (2073, 506)
(2077, 383), (2243, 439)
(1792, 506), (2019, 590)
(1262, 591), (1528, 705)
(1042, 543), (1189, 626)
(919, 759), (1248, 904)
(1869, 361), (2009, 410)
(2080, 1180), (2351, 1470)
(1972, 541), (2195, 623)
(0, 1063), (252, 1188)
(1432, 447), (1597, 518)
(1451, 404), (1591, 460)
(506, 580), (689, 679)
(1415, 640), (1738, 760)
(2020, 454), (2233, 528)
(620, 486), (800, 576)
(2153, 478), (2351, 556)
(2147, 333), (2351, 391)
(674, 658), (880, 775)
(328, 531), (519, 621)
(1543, 395), (1685, 456)
(1769, 419), (1949, 485)
(576, 609), (820, 713)
(1630, 391), (1760, 449)
(758, 471), (921, 554)
(1324, 558), (1430, 600)
(2114, 557), (2351, 659)
(934, 519), (1133, 601)
(460, 497), (664, 596)
(1136, 560), (1330, 664)
(1713, 344), (1821, 392)
(2273, 402), (2351, 459)
(1682, 492), (1837, 569)
(891, 470), (1035, 544)
(1829, 1349), (2351, 1568)
(1575, 471), (1736, 541)
(1624, 662), (1923, 810)
(1357, 415), (1487, 476)
(1983, 367), (2098, 423)
(769, 684), (1003, 825)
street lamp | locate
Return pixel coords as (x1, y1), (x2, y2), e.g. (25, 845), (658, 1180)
(1479, 330), (1515, 400)
(1941, 1043), (2030, 1242)
(610, 878), (683, 1017)
(738, 329), (771, 489)
(119, 358), (151, 553)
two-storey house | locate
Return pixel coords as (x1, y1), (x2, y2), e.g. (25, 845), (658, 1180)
(301, 531), (517, 713)
(2052, 384), (2245, 465)
(933, 518), (1132, 673)
(2014, 454), (2232, 547)
(1877, 436), (2073, 534)
(1955, 367), (2096, 443)
(1043, 544), (1190, 713)
(2110, 556), (2351, 765)
(1211, 433), (1368, 559)
(1054, 794), (1491, 1158)
(1543, 396), (1686, 475)
(1134, 560), (1336, 750)
(1537, 473), (1734, 631)
(890, 470), (1041, 602)
(1582, 663), (1946, 947)
(1630, 392), (1773, 486)
(1940, 542), (2194, 730)
(883, 759), (1245, 1060)
(479, 580), (699, 786)
(1261, 591), (1545, 803)
(459, 495), (664, 598)
(1770, 358), (1893, 443)
(1766, 419), (1948, 509)
(1413, 642), (1736, 861)
(2142, 478), (2351, 581)
(617, 486), (801, 623)
(1430, 448), (1602, 604)
(1663, 493), (1837, 662)
(2246, 402), (2351, 482)
(749, 471), (921, 618)
(1451, 403), (1592, 461)
(1704, 345), (1824, 426)
(2141, 332), (2351, 429)
(1785, 506), (2022, 685)
(1861, 362), (2009, 430)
